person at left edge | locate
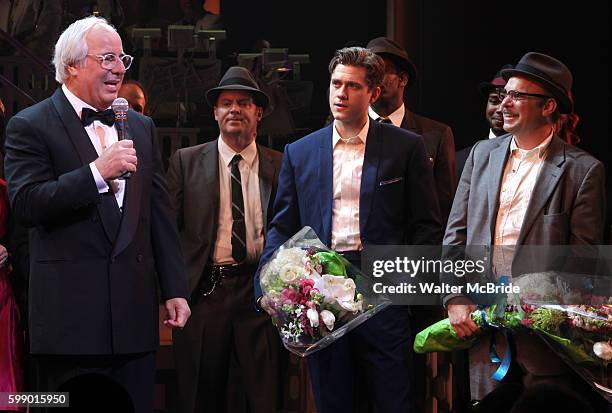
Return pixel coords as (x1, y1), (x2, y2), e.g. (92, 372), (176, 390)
(3, 16), (190, 413)
(167, 66), (284, 413)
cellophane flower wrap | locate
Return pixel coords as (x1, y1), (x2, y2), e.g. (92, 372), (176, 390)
(414, 272), (612, 398)
(260, 226), (390, 356)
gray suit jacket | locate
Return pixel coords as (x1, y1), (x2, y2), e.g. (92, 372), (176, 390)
(166, 139), (282, 294)
(444, 134), (605, 248)
(401, 110), (456, 225)
(443, 134), (606, 395)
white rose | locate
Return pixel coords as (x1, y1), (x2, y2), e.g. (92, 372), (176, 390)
(320, 310), (335, 331)
(307, 308), (319, 327)
(279, 264), (306, 284)
(593, 341), (612, 360)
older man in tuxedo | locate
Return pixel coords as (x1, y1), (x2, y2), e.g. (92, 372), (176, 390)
(167, 66), (284, 413)
(4, 16), (190, 413)
(256, 47), (441, 413)
(444, 52), (606, 400)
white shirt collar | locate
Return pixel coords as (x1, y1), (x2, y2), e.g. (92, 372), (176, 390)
(488, 129), (498, 139)
(62, 84), (110, 119)
(368, 103), (405, 127)
(218, 135), (257, 168)
(510, 130), (554, 159)
(332, 117), (369, 147)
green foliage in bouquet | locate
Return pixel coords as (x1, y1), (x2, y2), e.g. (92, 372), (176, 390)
(314, 251), (349, 277)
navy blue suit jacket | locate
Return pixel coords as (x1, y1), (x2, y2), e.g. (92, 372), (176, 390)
(254, 119), (442, 299)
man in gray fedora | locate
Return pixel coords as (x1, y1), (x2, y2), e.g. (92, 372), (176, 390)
(443, 52), (606, 400)
(167, 66), (284, 413)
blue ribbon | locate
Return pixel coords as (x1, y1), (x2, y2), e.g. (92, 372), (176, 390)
(484, 275), (513, 381)
(491, 330), (514, 381)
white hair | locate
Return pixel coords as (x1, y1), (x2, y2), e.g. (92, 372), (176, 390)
(52, 16), (118, 84)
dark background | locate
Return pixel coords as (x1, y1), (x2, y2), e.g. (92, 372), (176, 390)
(3, 0), (610, 236)
(218, 0), (610, 236)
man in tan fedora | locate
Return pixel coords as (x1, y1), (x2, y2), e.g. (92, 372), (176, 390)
(444, 52), (606, 401)
(167, 66), (284, 413)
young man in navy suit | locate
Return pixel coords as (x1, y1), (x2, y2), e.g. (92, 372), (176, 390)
(255, 47), (442, 413)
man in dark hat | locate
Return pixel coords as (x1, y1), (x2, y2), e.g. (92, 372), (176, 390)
(167, 66), (284, 413)
(367, 36), (456, 225)
(443, 52), (605, 401)
(456, 64), (513, 178)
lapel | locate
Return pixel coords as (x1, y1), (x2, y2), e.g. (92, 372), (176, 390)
(516, 137), (566, 245)
(359, 120), (381, 236)
(257, 145), (275, 229)
(50, 88), (121, 244)
(401, 110), (421, 134)
(205, 142), (221, 242)
(318, 124), (334, 245)
(486, 137), (511, 244)
(111, 111), (144, 257)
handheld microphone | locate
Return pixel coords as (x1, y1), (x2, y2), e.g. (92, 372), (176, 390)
(111, 97), (131, 179)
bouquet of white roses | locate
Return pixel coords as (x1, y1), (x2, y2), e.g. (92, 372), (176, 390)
(260, 227), (390, 356)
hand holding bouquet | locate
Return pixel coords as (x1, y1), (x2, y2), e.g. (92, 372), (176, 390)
(260, 227), (390, 356)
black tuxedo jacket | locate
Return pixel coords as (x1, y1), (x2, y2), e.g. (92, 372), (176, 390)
(4, 88), (188, 355)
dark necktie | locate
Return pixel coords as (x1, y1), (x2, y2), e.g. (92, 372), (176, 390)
(377, 117), (392, 124)
(230, 154), (247, 263)
(81, 108), (115, 127)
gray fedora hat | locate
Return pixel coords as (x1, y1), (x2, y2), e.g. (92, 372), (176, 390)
(366, 37), (418, 88)
(205, 66), (270, 109)
(501, 52), (573, 113)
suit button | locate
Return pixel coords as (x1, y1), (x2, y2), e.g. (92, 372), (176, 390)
(92, 216), (99, 222)
(137, 254), (144, 262)
(110, 257), (116, 263)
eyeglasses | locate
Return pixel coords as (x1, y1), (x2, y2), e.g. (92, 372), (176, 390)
(500, 90), (553, 102)
(87, 53), (133, 70)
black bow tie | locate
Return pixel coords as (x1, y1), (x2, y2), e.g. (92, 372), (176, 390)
(81, 108), (115, 127)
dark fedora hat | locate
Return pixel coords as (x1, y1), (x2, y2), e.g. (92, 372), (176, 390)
(478, 64), (513, 97)
(205, 66), (270, 109)
(366, 37), (418, 88)
(501, 52), (573, 113)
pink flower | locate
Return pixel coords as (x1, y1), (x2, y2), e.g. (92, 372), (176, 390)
(301, 278), (315, 288)
(281, 288), (301, 304)
(301, 278), (315, 296)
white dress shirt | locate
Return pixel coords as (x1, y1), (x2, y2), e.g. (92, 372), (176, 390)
(493, 132), (553, 275)
(330, 118), (369, 252)
(368, 103), (405, 127)
(213, 137), (264, 265)
(62, 84), (125, 208)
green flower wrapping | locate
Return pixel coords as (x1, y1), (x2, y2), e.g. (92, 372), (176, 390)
(413, 317), (478, 353)
(413, 306), (524, 354)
